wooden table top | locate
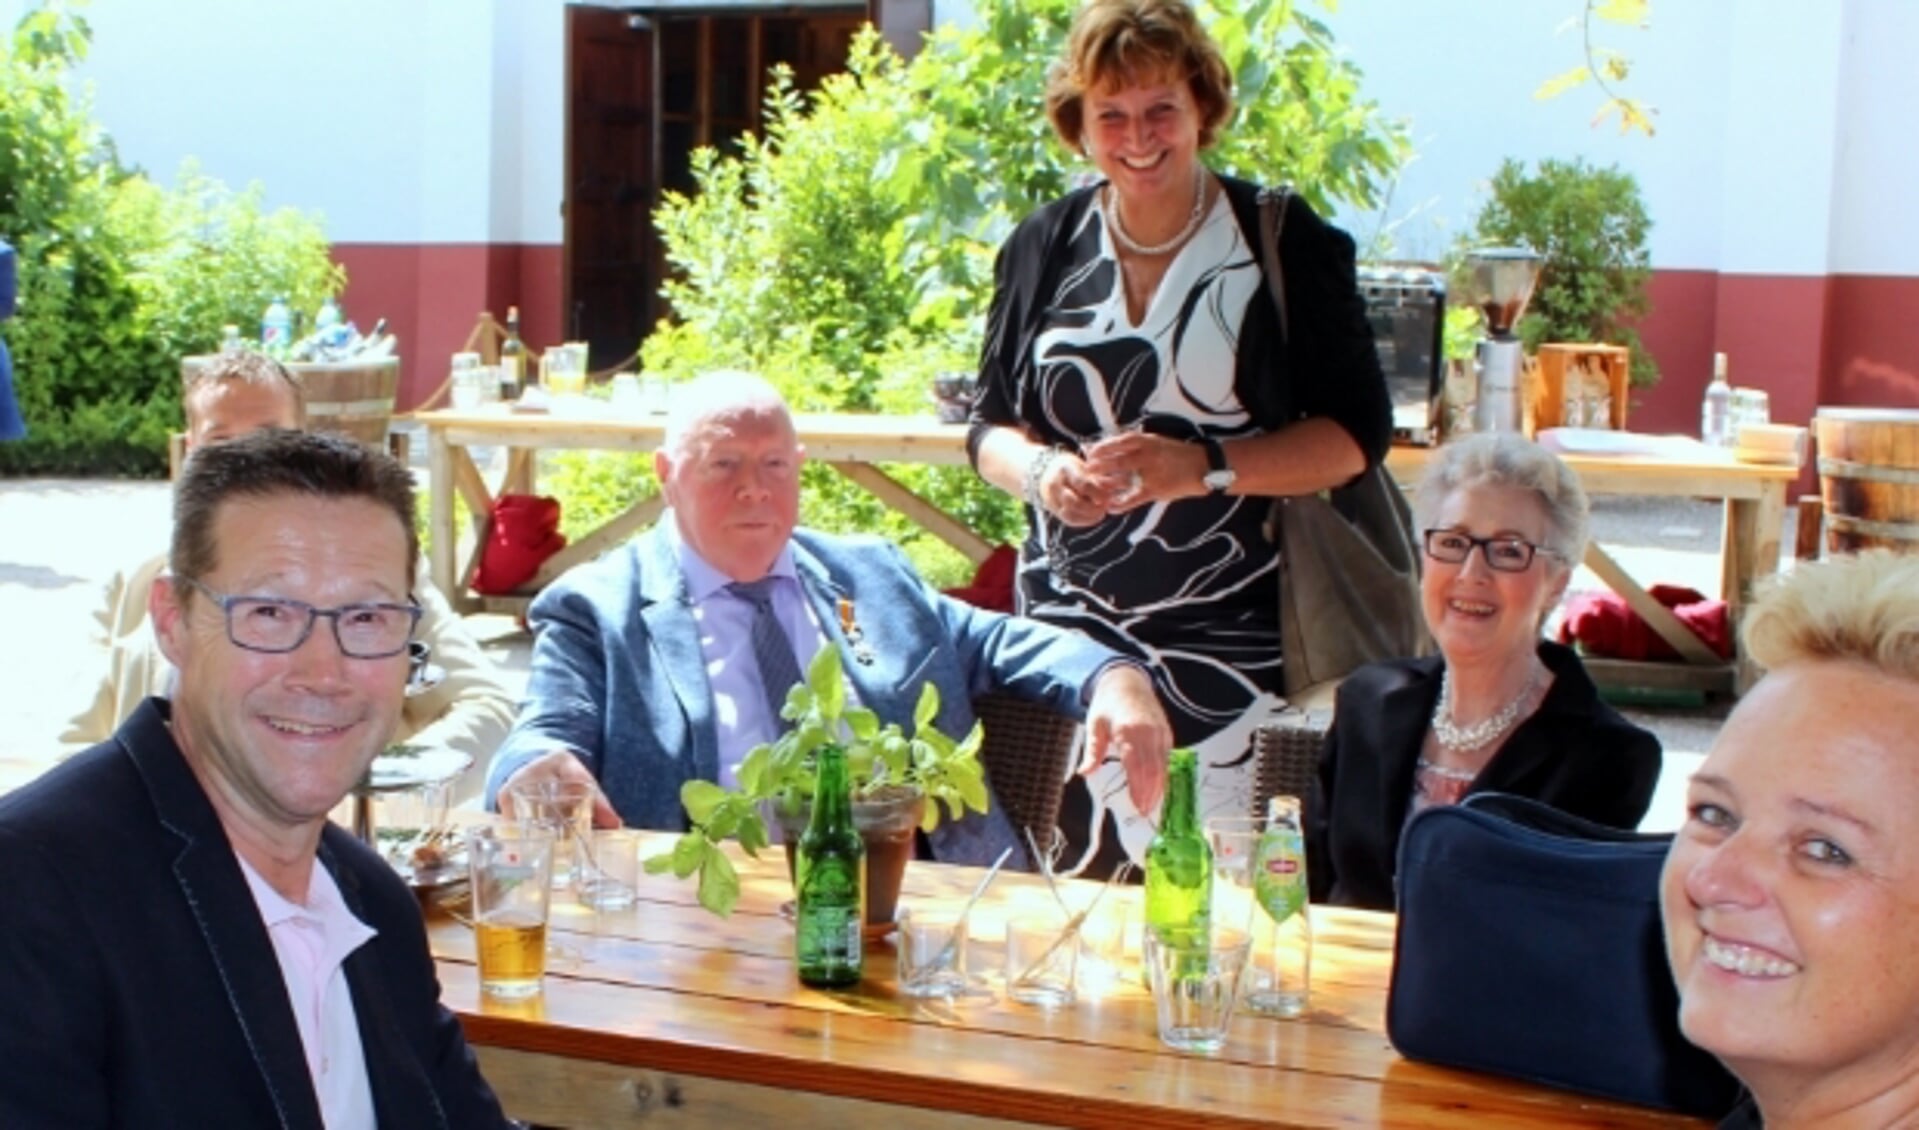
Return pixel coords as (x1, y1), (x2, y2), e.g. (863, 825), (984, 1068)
(427, 833), (1704, 1129)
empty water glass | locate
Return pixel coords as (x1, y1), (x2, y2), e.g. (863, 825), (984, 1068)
(1005, 910), (1078, 1008)
(1143, 926), (1251, 1053)
(896, 906), (970, 998)
(1206, 815), (1264, 937)
(576, 828), (641, 911)
(506, 779), (595, 891)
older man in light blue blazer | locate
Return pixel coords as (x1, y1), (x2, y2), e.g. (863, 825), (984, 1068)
(487, 372), (1171, 866)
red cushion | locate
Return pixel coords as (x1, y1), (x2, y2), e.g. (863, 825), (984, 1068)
(1558, 583), (1733, 662)
(471, 494), (567, 595)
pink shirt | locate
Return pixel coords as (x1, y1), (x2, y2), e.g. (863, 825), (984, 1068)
(237, 854), (379, 1129)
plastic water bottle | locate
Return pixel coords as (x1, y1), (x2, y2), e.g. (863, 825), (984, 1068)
(261, 297), (292, 359)
(314, 296), (341, 334)
(219, 325), (242, 354)
(1701, 352), (1732, 447)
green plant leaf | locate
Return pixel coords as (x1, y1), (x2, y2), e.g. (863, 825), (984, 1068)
(912, 680), (940, 733)
(1592, 0), (1650, 26)
(844, 706), (881, 741)
(697, 848), (742, 916)
(682, 779), (729, 825)
(807, 644), (846, 719)
(738, 814), (771, 856)
(671, 832), (708, 879)
(1533, 64), (1591, 102)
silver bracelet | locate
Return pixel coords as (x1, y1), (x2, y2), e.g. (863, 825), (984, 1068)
(1023, 446), (1063, 512)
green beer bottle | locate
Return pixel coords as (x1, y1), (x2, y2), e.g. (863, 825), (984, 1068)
(796, 744), (865, 988)
(1144, 748), (1212, 950)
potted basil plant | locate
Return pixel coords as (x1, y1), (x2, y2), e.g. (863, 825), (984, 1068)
(644, 646), (991, 919)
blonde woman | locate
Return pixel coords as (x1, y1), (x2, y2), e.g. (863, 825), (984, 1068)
(1663, 551), (1919, 1129)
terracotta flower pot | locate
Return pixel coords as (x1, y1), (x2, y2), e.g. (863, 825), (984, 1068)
(778, 784), (925, 930)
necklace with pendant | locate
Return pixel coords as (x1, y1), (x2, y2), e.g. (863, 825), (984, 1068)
(1431, 665), (1542, 754)
(1104, 162), (1208, 257)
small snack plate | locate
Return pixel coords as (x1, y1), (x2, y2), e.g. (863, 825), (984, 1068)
(364, 745), (473, 794)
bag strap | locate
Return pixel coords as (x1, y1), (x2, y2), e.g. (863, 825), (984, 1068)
(1256, 185), (1294, 345)
(1258, 185), (1295, 546)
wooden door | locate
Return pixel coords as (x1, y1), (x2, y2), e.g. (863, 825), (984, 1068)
(563, 6), (655, 370)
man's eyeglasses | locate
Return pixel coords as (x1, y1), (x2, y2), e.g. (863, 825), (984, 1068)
(1422, 529), (1555, 573)
(179, 577), (423, 659)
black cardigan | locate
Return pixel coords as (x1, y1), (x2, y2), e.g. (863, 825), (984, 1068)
(1306, 641), (1664, 911)
(966, 174), (1391, 471)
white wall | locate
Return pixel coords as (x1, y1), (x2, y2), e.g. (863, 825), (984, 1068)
(1828, 0), (1919, 275)
(13, 0), (584, 245)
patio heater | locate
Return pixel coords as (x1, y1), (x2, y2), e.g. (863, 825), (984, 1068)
(1463, 248), (1543, 434)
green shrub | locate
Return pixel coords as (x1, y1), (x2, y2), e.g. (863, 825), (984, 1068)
(1462, 157), (1656, 385)
(110, 162), (343, 369)
(0, 3), (340, 476)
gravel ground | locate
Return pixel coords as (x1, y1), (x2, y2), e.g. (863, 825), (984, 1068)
(0, 477), (1769, 831)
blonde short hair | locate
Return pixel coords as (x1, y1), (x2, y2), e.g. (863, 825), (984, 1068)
(1045, 0), (1235, 155)
(1413, 433), (1590, 567)
(1743, 550), (1919, 682)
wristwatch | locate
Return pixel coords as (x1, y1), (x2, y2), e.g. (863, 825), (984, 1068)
(1199, 435), (1237, 494)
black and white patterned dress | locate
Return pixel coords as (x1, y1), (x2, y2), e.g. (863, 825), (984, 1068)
(1020, 192), (1286, 873)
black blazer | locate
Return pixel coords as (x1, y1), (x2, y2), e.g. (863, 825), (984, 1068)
(1306, 641), (1662, 911)
(0, 699), (511, 1129)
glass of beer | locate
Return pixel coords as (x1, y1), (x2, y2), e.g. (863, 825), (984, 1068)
(466, 824), (556, 998)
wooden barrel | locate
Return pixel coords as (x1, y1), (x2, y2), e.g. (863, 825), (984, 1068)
(181, 355), (399, 448)
(1814, 407), (1919, 553)
(288, 359), (399, 448)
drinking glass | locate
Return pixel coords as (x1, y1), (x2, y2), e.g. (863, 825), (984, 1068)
(1143, 926), (1251, 1053)
(506, 779), (595, 892)
(1005, 910), (1078, 1008)
(375, 780), (452, 877)
(449, 352), (485, 410)
(576, 828), (641, 911)
(896, 905), (970, 999)
(1206, 815), (1263, 937)
(466, 824), (555, 998)
(541, 345), (586, 397)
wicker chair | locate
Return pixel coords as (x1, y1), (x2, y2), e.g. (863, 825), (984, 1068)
(973, 692), (1082, 858)
(1250, 681), (1339, 821)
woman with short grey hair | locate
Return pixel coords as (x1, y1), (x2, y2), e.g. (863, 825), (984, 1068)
(1306, 433), (1661, 910)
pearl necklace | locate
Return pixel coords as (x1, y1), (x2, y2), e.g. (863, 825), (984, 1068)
(1431, 666), (1542, 754)
(1104, 162), (1208, 257)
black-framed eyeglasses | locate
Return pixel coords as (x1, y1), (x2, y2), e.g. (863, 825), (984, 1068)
(179, 577), (423, 659)
(1422, 529), (1555, 573)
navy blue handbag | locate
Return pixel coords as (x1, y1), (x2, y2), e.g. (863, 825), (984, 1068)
(1387, 792), (1740, 1118)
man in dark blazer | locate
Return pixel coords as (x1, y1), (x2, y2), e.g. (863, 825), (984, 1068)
(0, 430), (510, 1128)
(486, 372), (1174, 866)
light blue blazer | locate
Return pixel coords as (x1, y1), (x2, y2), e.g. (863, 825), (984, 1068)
(487, 527), (1117, 866)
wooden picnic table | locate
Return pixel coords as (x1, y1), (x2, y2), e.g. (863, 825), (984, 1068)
(426, 831), (1705, 1128)
(414, 407), (1797, 693)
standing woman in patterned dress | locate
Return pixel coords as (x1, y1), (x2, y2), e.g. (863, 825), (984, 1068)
(967, 0), (1392, 875)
